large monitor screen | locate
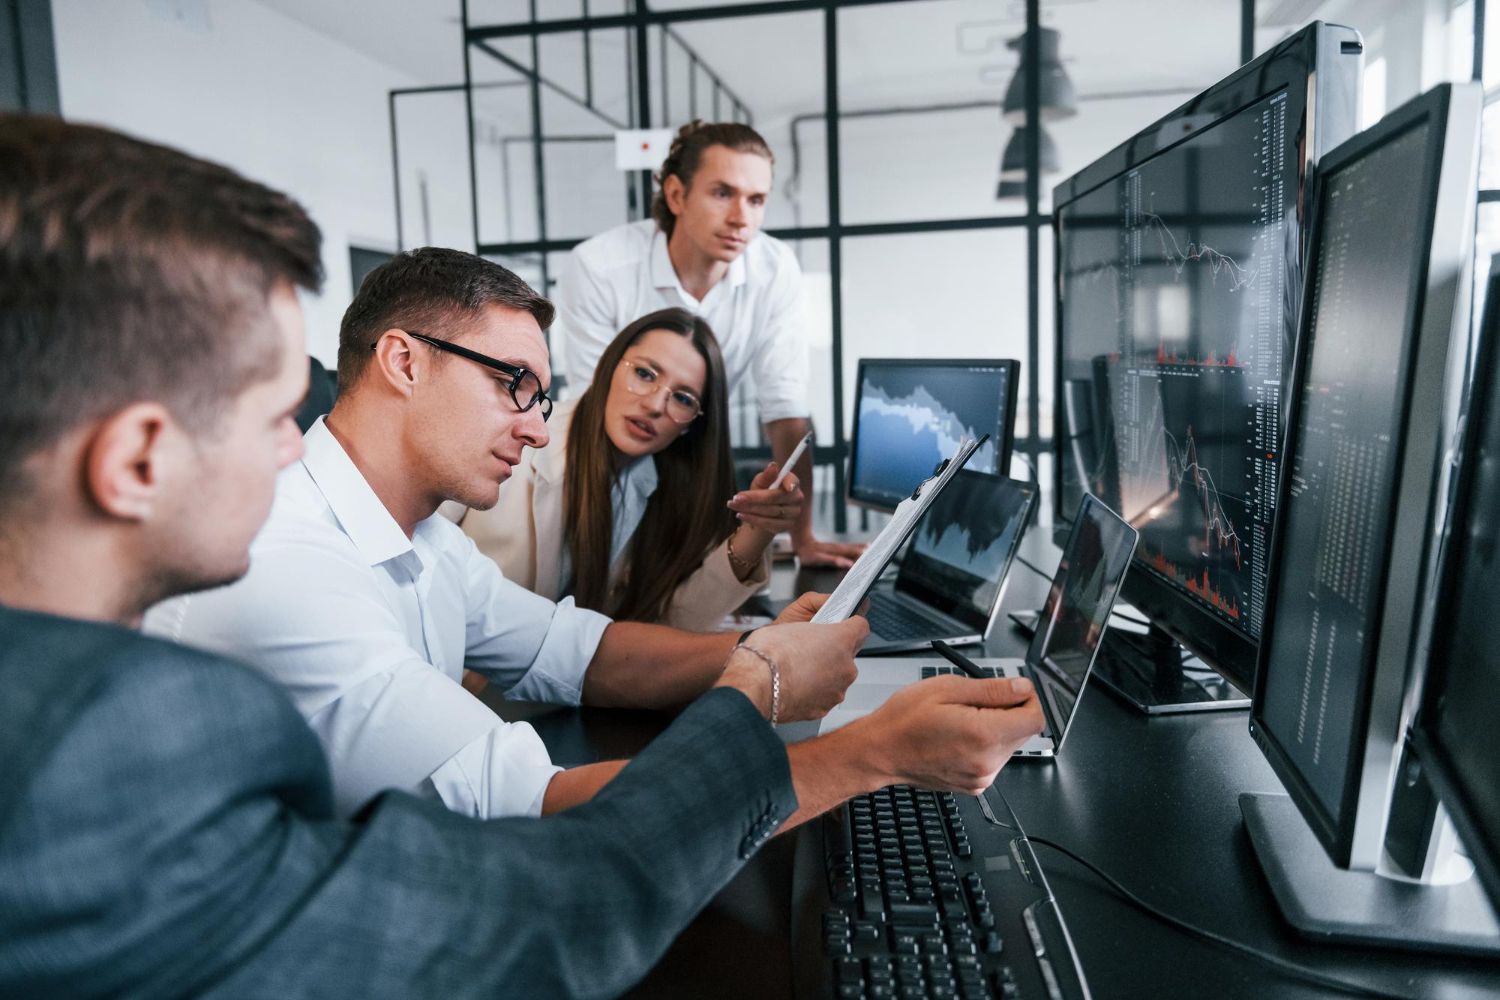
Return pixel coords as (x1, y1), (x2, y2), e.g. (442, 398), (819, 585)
(848, 360), (1017, 511)
(1056, 88), (1294, 645)
(1255, 120), (1432, 829)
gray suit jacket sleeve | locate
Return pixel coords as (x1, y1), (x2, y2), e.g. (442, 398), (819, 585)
(0, 621), (796, 1000)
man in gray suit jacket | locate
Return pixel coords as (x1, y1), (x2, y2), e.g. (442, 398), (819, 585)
(0, 114), (1045, 998)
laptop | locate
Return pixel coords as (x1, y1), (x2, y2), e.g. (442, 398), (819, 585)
(821, 494), (1139, 759)
(861, 472), (1035, 654)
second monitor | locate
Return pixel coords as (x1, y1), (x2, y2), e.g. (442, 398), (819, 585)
(848, 358), (1019, 512)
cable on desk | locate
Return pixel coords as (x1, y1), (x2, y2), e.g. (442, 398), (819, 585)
(1012, 450), (1039, 486)
(1015, 555), (1054, 583)
(1026, 836), (1415, 1000)
(1108, 608), (1150, 627)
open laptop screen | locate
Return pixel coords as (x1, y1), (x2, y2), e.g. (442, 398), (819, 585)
(895, 473), (1035, 632)
(1028, 494), (1139, 739)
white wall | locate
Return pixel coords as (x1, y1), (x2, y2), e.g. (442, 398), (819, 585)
(51, 0), (422, 363)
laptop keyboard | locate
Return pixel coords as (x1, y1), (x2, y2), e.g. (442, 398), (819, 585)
(867, 592), (958, 641)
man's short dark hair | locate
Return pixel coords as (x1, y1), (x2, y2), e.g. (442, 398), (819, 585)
(0, 114), (324, 510)
(336, 247), (555, 395)
(651, 121), (774, 239)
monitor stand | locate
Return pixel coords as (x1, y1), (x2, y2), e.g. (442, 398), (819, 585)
(1241, 792), (1500, 957)
(1085, 622), (1248, 714)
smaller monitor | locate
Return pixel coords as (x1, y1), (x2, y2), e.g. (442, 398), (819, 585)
(848, 359), (1019, 512)
(1412, 261), (1500, 912)
(1029, 494), (1139, 749)
(897, 472), (1036, 635)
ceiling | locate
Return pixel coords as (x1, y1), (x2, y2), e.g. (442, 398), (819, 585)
(258, 0), (1242, 126)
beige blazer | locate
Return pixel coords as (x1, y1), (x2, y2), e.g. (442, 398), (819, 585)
(462, 398), (768, 632)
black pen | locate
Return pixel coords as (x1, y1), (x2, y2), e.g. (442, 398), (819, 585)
(930, 640), (989, 679)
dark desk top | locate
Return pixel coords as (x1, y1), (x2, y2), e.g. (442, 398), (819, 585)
(493, 526), (1500, 1000)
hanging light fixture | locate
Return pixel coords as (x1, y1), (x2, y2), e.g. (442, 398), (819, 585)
(995, 26), (1071, 200)
(1001, 26), (1078, 124)
(998, 125), (1060, 181)
(995, 179), (1027, 200)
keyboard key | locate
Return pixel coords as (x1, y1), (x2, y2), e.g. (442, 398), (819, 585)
(887, 900), (940, 920)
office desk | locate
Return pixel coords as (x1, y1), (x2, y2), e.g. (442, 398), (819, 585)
(485, 528), (1500, 1000)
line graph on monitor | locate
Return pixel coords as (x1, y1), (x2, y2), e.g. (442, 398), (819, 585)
(1142, 209), (1261, 292)
(1124, 384), (1256, 626)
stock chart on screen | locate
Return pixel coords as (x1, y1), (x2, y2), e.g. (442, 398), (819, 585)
(1057, 88), (1293, 640)
(850, 362), (1011, 509)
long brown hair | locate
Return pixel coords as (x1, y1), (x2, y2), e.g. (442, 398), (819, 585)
(564, 307), (737, 621)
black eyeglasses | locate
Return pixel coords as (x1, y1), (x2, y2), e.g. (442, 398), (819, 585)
(378, 331), (552, 422)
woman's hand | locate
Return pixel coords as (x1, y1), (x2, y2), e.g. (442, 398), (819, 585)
(727, 462), (804, 540)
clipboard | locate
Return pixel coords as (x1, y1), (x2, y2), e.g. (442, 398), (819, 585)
(810, 435), (990, 625)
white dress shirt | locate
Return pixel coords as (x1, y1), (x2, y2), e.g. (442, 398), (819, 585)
(558, 452), (658, 598)
(554, 219), (810, 422)
(144, 418), (611, 820)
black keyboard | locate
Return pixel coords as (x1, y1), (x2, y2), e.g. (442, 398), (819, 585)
(792, 786), (1090, 1000)
(867, 592), (956, 641)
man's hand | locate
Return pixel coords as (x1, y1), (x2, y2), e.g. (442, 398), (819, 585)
(715, 616), (869, 722)
(773, 591), (827, 624)
(794, 535), (867, 570)
(853, 675), (1045, 795)
(773, 591), (867, 625)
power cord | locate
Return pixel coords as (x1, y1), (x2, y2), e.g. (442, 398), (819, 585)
(1015, 555), (1054, 582)
(1026, 836), (1415, 1000)
(1108, 607), (1151, 627)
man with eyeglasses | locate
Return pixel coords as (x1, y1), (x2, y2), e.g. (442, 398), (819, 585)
(4, 119), (1044, 999)
(148, 247), (857, 819)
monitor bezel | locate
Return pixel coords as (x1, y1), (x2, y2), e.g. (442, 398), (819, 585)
(847, 357), (1020, 513)
(1032, 493), (1140, 752)
(1248, 83), (1479, 871)
(1049, 21), (1364, 692)
(1410, 261), (1500, 908)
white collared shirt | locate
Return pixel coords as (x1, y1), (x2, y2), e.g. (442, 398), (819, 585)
(144, 419), (611, 820)
(554, 219), (810, 422)
(557, 452), (659, 598)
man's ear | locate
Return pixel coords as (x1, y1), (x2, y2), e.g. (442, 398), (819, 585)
(83, 402), (177, 521)
(372, 328), (420, 397)
(663, 174), (687, 217)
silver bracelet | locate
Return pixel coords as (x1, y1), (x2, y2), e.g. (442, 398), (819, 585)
(734, 643), (781, 725)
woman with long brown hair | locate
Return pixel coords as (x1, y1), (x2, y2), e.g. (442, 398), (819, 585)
(462, 307), (803, 630)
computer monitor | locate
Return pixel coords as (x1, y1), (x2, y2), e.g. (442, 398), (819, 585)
(1051, 22), (1363, 707)
(847, 359), (1019, 512)
(1243, 83), (1497, 956)
(1410, 260), (1500, 915)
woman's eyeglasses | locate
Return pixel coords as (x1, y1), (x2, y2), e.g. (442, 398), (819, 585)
(618, 359), (702, 423)
(380, 331), (552, 422)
